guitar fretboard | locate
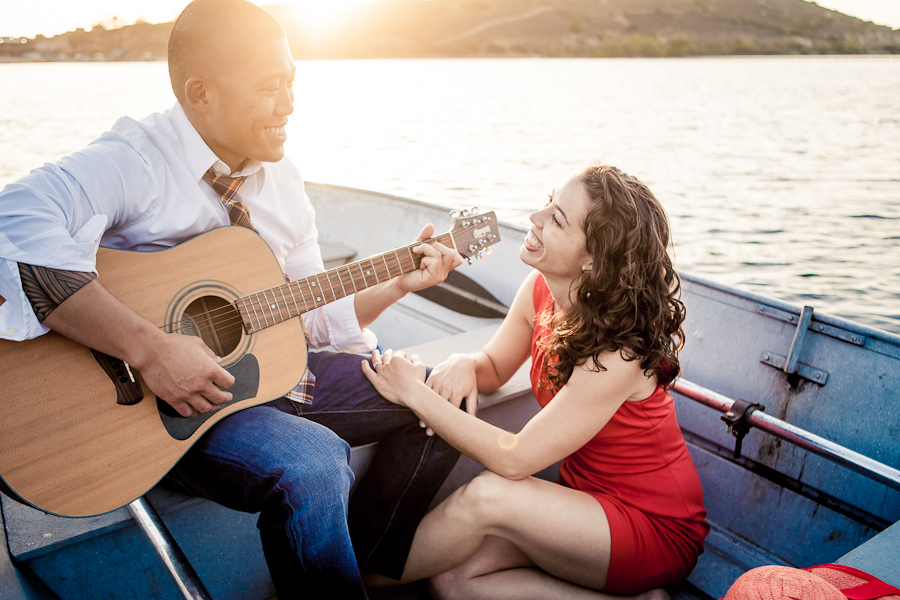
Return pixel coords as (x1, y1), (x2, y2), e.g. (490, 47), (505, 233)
(235, 233), (453, 334)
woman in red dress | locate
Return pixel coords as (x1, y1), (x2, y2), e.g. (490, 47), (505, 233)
(362, 164), (709, 599)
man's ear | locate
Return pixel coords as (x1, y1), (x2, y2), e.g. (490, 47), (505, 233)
(184, 77), (211, 115)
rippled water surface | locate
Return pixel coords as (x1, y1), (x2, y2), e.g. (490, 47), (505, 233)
(1, 57), (898, 333)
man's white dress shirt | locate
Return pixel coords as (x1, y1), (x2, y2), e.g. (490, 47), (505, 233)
(0, 102), (375, 352)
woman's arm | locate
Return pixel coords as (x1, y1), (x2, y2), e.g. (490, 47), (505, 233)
(364, 344), (652, 480)
(425, 270), (540, 414)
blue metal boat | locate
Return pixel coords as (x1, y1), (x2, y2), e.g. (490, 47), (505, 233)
(2, 184), (898, 599)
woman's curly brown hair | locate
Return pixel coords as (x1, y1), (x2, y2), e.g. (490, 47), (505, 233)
(540, 164), (685, 392)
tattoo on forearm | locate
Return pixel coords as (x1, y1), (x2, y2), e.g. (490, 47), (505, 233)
(18, 264), (97, 322)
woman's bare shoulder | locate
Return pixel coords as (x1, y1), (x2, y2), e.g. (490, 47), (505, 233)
(571, 350), (657, 403)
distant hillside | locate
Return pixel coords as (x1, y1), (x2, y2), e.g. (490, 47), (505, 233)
(2, 21), (171, 61)
(3, 0), (899, 61)
(273, 0), (900, 58)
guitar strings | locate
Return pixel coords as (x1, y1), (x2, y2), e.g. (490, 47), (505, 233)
(154, 230), (477, 337)
(163, 251), (428, 332)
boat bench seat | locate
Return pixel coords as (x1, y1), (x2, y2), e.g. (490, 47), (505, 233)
(837, 518), (900, 588)
(0, 323), (541, 600)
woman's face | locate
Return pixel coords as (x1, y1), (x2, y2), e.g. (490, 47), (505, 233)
(520, 174), (593, 285)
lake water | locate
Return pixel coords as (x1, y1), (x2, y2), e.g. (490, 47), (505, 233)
(1, 57), (898, 333)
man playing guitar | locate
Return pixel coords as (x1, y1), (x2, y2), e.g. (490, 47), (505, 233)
(0, 1), (464, 597)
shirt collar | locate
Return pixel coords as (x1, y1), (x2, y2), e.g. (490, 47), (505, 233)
(168, 102), (264, 182)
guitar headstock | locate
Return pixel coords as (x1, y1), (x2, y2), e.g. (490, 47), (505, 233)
(448, 208), (501, 262)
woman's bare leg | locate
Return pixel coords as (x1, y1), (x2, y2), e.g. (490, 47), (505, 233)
(400, 470), (612, 587)
(429, 535), (669, 600)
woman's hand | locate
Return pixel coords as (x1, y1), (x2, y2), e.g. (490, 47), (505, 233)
(361, 348), (427, 407)
(426, 353), (479, 416)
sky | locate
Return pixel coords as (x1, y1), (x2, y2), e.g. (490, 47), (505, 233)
(0, 0), (898, 39)
(0, 0), (377, 38)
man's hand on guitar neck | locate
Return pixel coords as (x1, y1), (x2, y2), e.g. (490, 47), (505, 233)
(42, 278), (235, 418)
(396, 223), (464, 295)
(354, 223), (464, 329)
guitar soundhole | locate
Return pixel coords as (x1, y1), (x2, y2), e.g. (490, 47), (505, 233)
(181, 295), (243, 358)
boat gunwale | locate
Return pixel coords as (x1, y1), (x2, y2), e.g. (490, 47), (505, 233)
(308, 180), (900, 348)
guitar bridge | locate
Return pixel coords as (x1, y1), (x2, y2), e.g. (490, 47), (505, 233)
(91, 349), (144, 405)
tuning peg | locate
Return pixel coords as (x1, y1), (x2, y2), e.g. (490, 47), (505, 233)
(450, 209), (461, 219)
(468, 244), (478, 254)
(470, 207), (479, 215)
(484, 247), (493, 255)
(465, 257), (473, 265)
(460, 209), (470, 217)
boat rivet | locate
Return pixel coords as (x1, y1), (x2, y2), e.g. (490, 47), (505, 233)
(818, 325), (824, 331)
(788, 316), (794, 322)
(814, 373), (820, 379)
(851, 336), (858, 342)
(758, 306), (764, 312)
(764, 354), (770, 360)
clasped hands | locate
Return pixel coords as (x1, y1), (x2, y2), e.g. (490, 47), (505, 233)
(362, 348), (479, 436)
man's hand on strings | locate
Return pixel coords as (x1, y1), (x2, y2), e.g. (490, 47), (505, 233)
(134, 334), (235, 418)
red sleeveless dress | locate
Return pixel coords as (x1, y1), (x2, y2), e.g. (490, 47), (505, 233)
(530, 275), (709, 593)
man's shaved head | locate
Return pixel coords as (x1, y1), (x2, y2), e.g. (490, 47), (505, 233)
(168, 0), (286, 104)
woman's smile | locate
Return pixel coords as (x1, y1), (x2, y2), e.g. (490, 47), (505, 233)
(524, 229), (544, 251)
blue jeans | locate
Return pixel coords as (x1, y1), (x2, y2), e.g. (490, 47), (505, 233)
(166, 351), (461, 599)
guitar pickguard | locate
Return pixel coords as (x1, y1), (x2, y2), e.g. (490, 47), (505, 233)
(157, 353), (261, 440)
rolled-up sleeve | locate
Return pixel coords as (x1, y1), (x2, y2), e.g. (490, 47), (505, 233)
(282, 194), (376, 353)
(0, 165), (108, 340)
(0, 137), (157, 341)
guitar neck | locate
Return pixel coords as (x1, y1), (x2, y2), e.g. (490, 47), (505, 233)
(236, 232), (455, 334)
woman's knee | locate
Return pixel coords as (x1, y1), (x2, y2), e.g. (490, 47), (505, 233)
(444, 470), (521, 528)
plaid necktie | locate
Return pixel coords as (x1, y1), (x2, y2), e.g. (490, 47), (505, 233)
(203, 167), (317, 403)
(204, 168), (254, 230)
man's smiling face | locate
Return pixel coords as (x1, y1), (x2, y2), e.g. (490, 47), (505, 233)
(202, 36), (296, 171)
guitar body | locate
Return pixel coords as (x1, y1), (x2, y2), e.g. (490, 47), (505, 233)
(0, 227), (306, 517)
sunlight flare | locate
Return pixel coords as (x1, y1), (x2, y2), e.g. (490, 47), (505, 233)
(498, 431), (517, 451)
(279, 0), (375, 29)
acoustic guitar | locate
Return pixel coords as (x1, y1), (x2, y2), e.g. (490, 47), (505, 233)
(0, 212), (500, 517)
